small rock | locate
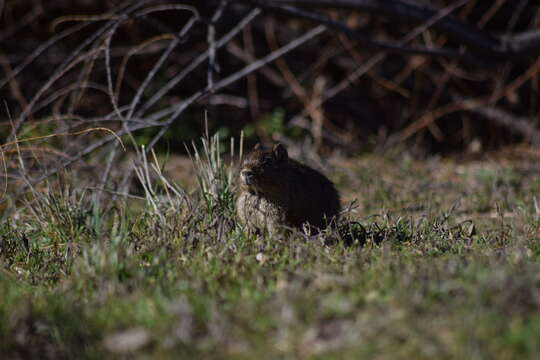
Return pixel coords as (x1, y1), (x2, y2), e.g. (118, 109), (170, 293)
(103, 327), (150, 354)
(256, 252), (267, 264)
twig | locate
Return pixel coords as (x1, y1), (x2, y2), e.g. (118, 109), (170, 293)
(10, 23), (115, 139)
(0, 1), (42, 42)
(240, 0), (484, 66)
(96, 143), (119, 205)
(50, 14), (123, 32)
(0, 127), (125, 151)
(0, 22), (88, 90)
(85, 187), (146, 200)
(2, 23), (327, 204)
(393, 57), (540, 143)
(207, 1), (228, 90)
(243, 23), (260, 119)
(104, 20), (127, 124)
(246, 0), (540, 60)
(127, 5), (200, 119)
(291, 0), (469, 125)
(9, 1), (151, 139)
(115, 34), (176, 98)
(226, 41), (285, 86)
(478, 0), (505, 28)
(157, 24), (327, 132)
(135, 8), (262, 117)
(265, 18), (326, 149)
(0, 54), (31, 120)
(458, 98), (540, 145)
(67, 36), (107, 118)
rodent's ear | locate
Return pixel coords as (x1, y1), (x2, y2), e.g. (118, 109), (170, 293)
(253, 143), (261, 150)
(272, 143), (288, 162)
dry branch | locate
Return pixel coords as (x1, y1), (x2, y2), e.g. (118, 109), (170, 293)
(239, 0), (485, 65)
(1, 20), (327, 204)
(244, 0), (540, 61)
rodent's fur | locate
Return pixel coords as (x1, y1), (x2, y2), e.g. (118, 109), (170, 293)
(237, 143), (341, 233)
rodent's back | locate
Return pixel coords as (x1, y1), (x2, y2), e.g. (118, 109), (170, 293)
(280, 159), (341, 228)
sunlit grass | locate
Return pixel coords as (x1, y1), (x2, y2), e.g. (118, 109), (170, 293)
(1, 136), (540, 359)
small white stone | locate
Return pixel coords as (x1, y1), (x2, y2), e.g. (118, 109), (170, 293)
(103, 328), (150, 354)
(256, 252), (267, 264)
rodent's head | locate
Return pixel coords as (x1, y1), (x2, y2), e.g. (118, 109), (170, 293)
(239, 143), (289, 195)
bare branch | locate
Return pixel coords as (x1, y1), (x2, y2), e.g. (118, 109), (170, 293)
(238, 0), (540, 61)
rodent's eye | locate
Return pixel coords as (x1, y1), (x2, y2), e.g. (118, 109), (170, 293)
(261, 155), (273, 166)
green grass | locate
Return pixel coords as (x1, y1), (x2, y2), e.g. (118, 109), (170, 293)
(2, 140), (540, 359)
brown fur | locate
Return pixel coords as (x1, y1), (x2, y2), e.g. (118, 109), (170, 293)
(236, 143), (341, 233)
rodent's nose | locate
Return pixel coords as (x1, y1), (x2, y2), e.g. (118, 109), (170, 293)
(241, 170), (254, 178)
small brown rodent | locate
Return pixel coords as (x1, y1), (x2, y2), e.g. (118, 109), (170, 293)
(237, 143), (341, 233)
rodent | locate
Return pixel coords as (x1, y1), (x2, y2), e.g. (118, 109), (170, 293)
(236, 143), (341, 233)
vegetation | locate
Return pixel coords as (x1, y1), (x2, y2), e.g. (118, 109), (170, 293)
(2, 133), (540, 359)
(2, 1), (540, 358)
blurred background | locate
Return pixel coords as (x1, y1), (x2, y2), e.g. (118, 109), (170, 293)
(1, 0), (540, 202)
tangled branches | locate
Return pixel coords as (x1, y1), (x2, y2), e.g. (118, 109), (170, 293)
(1, 0), (540, 205)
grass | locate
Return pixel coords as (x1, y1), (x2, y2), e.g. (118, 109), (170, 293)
(1, 137), (540, 359)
